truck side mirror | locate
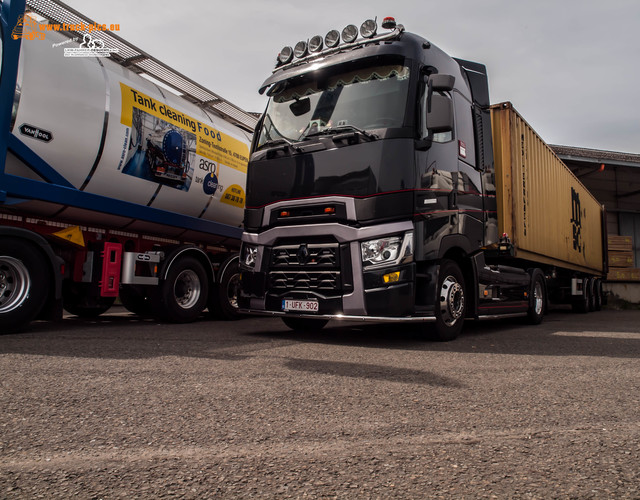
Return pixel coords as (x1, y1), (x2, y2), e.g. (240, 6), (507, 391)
(429, 74), (455, 92)
(427, 93), (454, 133)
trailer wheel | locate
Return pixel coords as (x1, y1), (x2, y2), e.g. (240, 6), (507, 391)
(527, 270), (546, 325)
(593, 279), (603, 311)
(571, 278), (589, 314)
(119, 285), (153, 317)
(431, 259), (466, 341)
(63, 282), (116, 318)
(282, 317), (328, 332)
(154, 256), (208, 323)
(208, 255), (241, 320)
(0, 239), (50, 333)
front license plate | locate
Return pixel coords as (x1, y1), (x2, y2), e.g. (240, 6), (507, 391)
(282, 299), (319, 313)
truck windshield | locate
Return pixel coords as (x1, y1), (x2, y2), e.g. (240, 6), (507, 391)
(257, 63), (410, 149)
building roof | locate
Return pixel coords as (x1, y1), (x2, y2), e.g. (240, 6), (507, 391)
(551, 145), (640, 168)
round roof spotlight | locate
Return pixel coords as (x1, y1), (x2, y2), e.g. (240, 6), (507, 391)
(360, 19), (377, 38)
(341, 24), (358, 43)
(381, 17), (396, 30)
(325, 29), (340, 48)
(309, 35), (323, 53)
(278, 46), (293, 65)
(294, 40), (308, 59)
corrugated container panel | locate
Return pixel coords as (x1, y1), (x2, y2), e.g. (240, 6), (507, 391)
(491, 102), (604, 275)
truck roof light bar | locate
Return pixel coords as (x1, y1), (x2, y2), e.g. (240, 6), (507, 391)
(272, 19), (405, 73)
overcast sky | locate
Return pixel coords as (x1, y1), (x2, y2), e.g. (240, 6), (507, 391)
(64, 0), (640, 154)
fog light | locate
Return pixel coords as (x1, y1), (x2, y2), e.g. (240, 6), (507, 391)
(342, 24), (358, 43)
(309, 35), (323, 53)
(278, 46), (293, 65)
(294, 40), (308, 58)
(325, 29), (340, 48)
(360, 19), (377, 38)
(383, 271), (400, 284)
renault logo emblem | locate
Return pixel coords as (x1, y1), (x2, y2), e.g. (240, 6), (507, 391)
(297, 244), (309, 264)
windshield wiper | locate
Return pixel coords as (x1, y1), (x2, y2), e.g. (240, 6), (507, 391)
(259, 137), (302, 153)
(303, 125), (378, 142)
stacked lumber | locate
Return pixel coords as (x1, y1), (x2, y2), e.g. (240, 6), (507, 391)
(607, 235), (640, 281)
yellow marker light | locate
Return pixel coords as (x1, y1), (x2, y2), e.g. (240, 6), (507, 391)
(383, 271), (400, 284)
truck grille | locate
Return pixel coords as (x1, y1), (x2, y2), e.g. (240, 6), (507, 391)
(271, 243), (338, 267)
(268, 243), (341, 292)
(269, 270), (340, 291)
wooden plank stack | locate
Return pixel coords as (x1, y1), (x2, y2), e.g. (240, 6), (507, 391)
(607, 235), (640, 281)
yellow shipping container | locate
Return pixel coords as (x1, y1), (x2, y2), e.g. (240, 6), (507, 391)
(491, 102), (605, 275)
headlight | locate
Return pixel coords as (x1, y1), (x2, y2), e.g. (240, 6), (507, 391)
(241, 244), (258, 269)
(361, 232), (413, 269)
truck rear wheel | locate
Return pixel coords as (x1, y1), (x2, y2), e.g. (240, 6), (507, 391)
(208, 255), (241, 320)
(0, 239), (50, 333)
(431, 259), (466, 341)
(153, 256), (209, 323)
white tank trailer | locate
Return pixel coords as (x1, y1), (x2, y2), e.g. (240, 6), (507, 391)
(0, 0), (257, 332)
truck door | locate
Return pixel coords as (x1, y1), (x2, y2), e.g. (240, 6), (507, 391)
(454, 92), (484, 250)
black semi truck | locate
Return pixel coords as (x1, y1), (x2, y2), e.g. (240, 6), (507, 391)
(237, 18), (606, 340)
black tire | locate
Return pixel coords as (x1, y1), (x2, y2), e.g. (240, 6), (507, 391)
(571, 278), (589, 314)
(527, 269), (546, 325)
(282, 317), (328, 332)
(152, 256), (209, 323)
(0, 239), (50, 333)
(119, 285), (153, 316)
(208, 256), (241, 320)
(587, 277), (596, 312)
(431, 259), (466, 341)
(63, 282), (116, 318)
(593, 279), (602, 311)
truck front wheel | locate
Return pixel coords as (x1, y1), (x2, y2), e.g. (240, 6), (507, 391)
(0, 239), (50, 333)
(153, 256), (209, 323)
(432, 259), (466, 341)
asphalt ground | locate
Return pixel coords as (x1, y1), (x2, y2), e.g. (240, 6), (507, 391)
(1, 307), (639, 498)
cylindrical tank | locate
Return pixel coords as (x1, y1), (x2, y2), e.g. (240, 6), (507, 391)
(3, 28), (251, 239)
